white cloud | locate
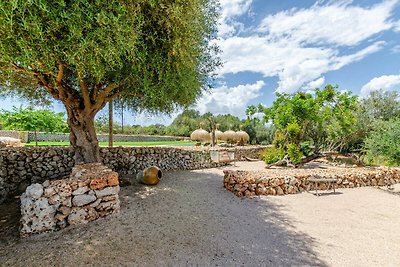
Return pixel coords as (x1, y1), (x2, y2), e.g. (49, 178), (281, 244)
(304, 77), (325, 90)
(195, 80), (265, 118)
(391, 44), (400, 53)
(257, 1), (397, 46)
(215, 1), (398, 93)
(216, 36), (384, 93)
(395, 20), (400, 32)
(361, 74), (400, 96)
(218, 0), (252, 37)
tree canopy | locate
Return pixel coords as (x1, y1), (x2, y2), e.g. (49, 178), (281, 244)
(258, 85), (359, 165)
(0, 106), (68, 133)
(0, 0), (219, 163)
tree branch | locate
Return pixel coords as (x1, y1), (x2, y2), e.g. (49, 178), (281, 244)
(78, 75), (92, 109)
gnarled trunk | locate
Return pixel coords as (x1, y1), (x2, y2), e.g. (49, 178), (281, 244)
(66, 105), (101, 164)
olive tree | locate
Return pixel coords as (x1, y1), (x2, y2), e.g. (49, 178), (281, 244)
(0, 0), (219, 163)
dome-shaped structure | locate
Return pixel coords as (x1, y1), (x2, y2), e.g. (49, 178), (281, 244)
(236, 130), (250, 143)
(211, 129), (225, 142)
(190, 129), (211, 142)
(223, 130), (238, 142)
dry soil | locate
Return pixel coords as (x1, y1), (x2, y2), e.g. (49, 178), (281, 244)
(0, 161), (399, 266)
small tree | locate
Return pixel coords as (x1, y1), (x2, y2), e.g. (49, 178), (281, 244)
(261, 85), (359, 165)
(0, 1), (219, 163)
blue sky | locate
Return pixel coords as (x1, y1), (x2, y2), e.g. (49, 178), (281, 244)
(2, 0), (400, 126)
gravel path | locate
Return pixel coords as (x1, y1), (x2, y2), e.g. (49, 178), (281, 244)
(1, 162), (399, 266)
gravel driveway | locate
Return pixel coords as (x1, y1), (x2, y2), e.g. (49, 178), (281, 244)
(1, 162), (399, 266)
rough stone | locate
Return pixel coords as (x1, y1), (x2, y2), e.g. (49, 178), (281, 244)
(25, 183), (44, 199)
(72, 186), (89, 195)
(72, 194), (97, 207)
(95, 186), (120, 198)
(68, 209), (88, 225)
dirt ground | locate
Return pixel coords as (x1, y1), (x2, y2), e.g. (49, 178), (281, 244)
(1, 161), (400, 266)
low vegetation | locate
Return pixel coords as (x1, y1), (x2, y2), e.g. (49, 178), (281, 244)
(251, 86), (400, 167)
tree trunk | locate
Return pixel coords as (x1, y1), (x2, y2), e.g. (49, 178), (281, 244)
(34, 130), (38, 146)
(66, 106), (101, 164)
(121, 100), (124, 134)
(108, 100), (113, 147)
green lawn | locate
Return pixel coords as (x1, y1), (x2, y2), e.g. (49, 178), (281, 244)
(25, 140), (195, 147)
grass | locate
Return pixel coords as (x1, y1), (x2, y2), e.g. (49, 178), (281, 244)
(25, 140), (195, 147)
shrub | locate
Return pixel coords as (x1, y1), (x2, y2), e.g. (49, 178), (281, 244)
(364, 119), (400, 166)
(287, 143), (303, 164)
(300, 141), (313, 156)
(261, 147), (285, 164)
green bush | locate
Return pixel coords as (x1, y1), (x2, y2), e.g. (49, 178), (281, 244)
(364, 119), (400, 166)
(300, 141), (313, 156)
(261, 147), (285, 164)
(287, 143), (303, 164)
(286, 122), (301, 143)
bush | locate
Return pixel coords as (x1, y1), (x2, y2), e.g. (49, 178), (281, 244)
(364, 119), (400, 166)
(300, 141), (313, 156)
(261, 147), (285, 164)
(287, 143), (303, 164)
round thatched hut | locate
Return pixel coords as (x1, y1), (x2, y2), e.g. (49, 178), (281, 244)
(190, 128), (211, 142)
(223, 130), (238, 142)
(236, 130), (250, 143)
(211, 129), (225, 142)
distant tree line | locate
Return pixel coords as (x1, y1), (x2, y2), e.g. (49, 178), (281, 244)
(95, 109), (274, 145)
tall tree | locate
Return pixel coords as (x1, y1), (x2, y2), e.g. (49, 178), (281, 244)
(0, 0), (219, 163)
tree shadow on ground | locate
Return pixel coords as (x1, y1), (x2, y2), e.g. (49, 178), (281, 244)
(0, 169), (328, 266)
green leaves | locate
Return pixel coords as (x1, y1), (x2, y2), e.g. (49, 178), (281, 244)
(261, 84), (359, 153)
(0, 0), (219, 113)
(0, 106), (68, 133)
(364, 119), (400, 166)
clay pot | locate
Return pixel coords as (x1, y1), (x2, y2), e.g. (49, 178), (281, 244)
(136, 166), (162, 185)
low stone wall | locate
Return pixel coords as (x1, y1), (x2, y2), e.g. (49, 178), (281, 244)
(0, 145), (266, 203)
(20, 163), (120, 236)
(0, 130), (188, 143)
(223, 167), (400, 197)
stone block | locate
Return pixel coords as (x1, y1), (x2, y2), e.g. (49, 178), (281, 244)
(72, 194), (97, 207)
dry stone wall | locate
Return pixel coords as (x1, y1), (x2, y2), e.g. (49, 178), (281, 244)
(0, 146), (266, 203)
(224, 167), (400, 197)
(0, 130), (188, 143)
(20, 163), (120, 236)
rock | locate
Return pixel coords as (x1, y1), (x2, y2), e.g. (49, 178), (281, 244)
(55, 212), (68, 222)
(51, 180), (72, 197)
(58, 206), (72, 215)
(89, 171), (119, 190)
(68, 209), (88, 225)
(72, 194), (97, 207)
(25, 183), (43, 199)
(96, 199), (120, 212)
(268, 187), (276, 196)
(48, 194), (60, 205)
(88, 198), (102, 208)
(20, 196), (57, 236)
(287, 185), (297, 194)
(62, 197), (72, 207)
(72, 186), (89, 195)
(276, 187), (284, 195)
(43, 186), (56, 197)
(102, 195), (118, 202)
(85, 208), (99, 222)
(95, 186), (120, 198)
(255, 187), (267, 195)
